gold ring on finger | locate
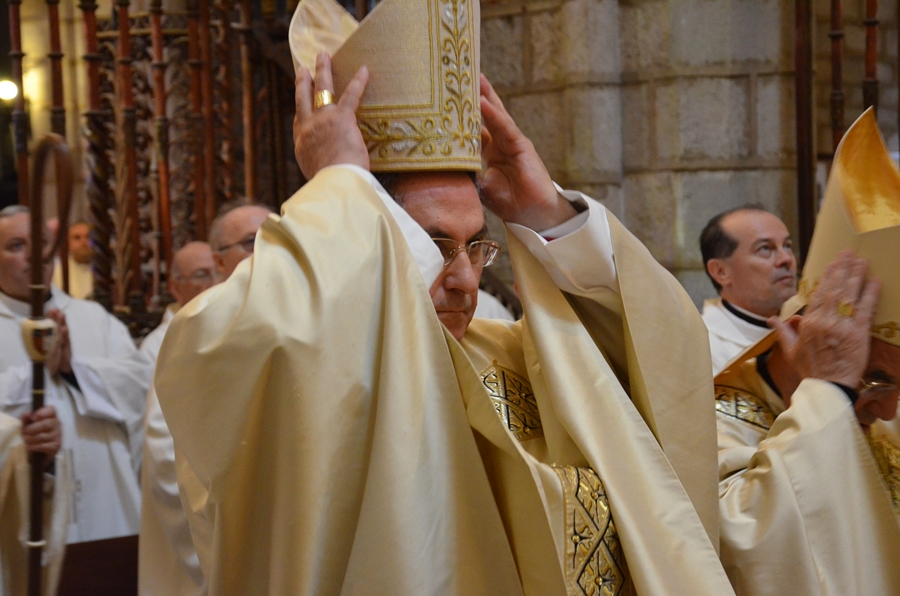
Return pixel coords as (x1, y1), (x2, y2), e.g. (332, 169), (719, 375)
(314, 89), (335, 110)
(836, 300), (855, 318)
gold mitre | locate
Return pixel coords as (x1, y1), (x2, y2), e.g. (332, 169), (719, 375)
(289, 0), (482, 172)
(794, 108), (900, 347)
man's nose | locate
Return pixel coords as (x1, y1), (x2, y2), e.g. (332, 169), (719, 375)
(776, 246), (796, 269)
(443, 251), (480, 293)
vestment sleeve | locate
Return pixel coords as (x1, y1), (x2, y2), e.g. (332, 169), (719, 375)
(506, 189), (619, 310)
(718, 378), (900, 595)
(0, 365), (31, 412)
(328, 164), (445, 286)
(154, 166), (524, 595)
(69, 311), (153, 475)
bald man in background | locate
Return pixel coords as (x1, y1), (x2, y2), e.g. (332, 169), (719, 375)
(138, 242), (218, 596)
(208, 204), (273, 279)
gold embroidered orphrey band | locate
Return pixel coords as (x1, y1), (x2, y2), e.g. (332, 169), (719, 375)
(554, 465), (627, 596)
(868, 434), (900, 516)
(358, 0), (480, 171)
(714, 386), (776, 431)
(480, 362), (543, 441)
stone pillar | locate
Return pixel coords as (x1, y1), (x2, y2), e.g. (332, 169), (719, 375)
(481, 0), (623, 287)
(619, 0), (798, 305)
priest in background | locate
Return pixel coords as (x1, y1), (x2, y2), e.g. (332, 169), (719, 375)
(0, 205), (152, 544)
(714, 110), (900, 595)
(699, 205), (796, 374)
(138, 235), (253, 596)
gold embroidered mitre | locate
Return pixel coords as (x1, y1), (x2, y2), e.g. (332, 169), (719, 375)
(289, 0), (482, 172)
(794, 108), (900, 347)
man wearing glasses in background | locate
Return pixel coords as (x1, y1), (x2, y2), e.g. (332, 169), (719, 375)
(138, 241), (218, 596)
(208, 204), (273, 280)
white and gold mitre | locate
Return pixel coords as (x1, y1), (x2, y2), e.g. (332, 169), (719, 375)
(289, 0), (481, 172)
(794, 108), (900, 347)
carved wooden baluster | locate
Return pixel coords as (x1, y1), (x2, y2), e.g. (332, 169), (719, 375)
(830, 0), (844, 150)
(261, 0), (275, 24)
(45, 0), (71, 291)
(115, 0), (143, 307)
(795, 0), (815, 262)
(264, 61), (283, 205)
(47, 0), (66, 136)
(213, 0), (234, 207)
(863, 0), (879, 111)
(9, 0), (28, 206)
(79, 0), (114, 311)
(200, 0), (217, 228)
(150, 0), (173, 280)
(238, 0), (255, 201)
(187, 0), (208, 239)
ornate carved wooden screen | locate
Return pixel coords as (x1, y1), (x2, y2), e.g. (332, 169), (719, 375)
(76, 0), (303, 336)
(10, 0), (523, 336)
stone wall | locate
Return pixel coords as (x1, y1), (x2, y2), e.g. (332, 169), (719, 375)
(481, 0), (900, 308)
(482, 0), (801, 307)
(481, 0), (623, 288)
(620, 0), (798, 305)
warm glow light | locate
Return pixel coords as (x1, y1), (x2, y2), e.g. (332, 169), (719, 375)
(0, 80), (17, 101)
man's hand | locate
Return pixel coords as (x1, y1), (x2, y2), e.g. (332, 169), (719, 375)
(771, 251), (880, 389)
(479, 75), (577, 230)
(45, 309), (72, 377)
(21, 406), (61, 458)
(293, 53), (370, 179)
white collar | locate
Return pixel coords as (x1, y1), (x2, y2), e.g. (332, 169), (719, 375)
(0, 285), (71, 319)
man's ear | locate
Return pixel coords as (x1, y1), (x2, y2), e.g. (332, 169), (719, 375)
(167, 276), (180, 305)
(212, 252), (225, 277)
(707, 258), (730, 290)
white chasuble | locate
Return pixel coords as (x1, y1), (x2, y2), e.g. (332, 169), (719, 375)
(715, 355), (900, 595)
(0, 289), (152, 543)
(156, 167), (733, 596)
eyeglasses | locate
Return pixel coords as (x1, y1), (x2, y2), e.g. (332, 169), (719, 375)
(175, 269), (214, 284)
(859, 378), (899, 400)
(217, 235), (255, 254)
(432, 238), (501, 268)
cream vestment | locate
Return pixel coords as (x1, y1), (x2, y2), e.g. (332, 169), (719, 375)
(473, 289), (515, 321)
(702, 298), (773, 375)
(0, 413), (68, 596)
(138, 306), (206, 596)
(715, 348), (900, 595)
(0, 288), (151, 543)
(52, 257), (93, 301)
(156, 166), (734, 595)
